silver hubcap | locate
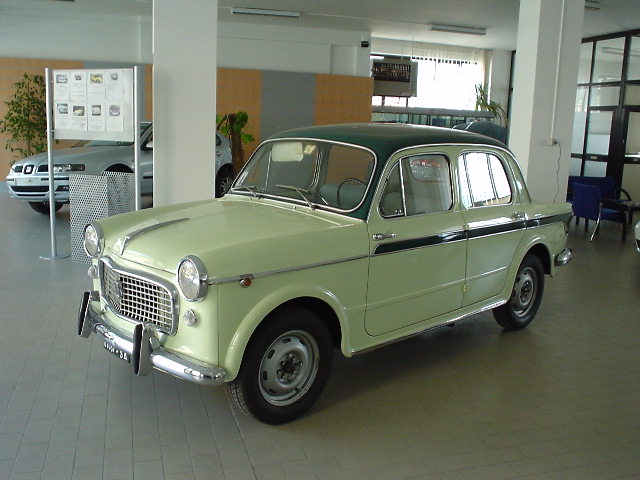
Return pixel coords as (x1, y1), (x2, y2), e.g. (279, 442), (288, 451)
(219, 175), (232, 194)
(258, 330), (319, 406)
(511, 267), (537, 317)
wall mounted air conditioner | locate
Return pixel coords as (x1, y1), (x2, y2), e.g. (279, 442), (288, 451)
(372, 57), (418, 97)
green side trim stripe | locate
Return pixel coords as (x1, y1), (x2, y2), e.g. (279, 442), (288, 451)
(373, 213), (570, 256)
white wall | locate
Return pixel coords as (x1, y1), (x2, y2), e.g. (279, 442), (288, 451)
(486, 49), (512, 116)
(217, 23), (371, 76)
(0, 4), (151, 62)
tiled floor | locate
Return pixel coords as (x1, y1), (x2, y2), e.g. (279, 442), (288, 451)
(0, 182), (639, 480)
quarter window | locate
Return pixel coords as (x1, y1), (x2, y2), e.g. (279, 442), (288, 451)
(459, 152), (512, 208)
(380, 154), (452, 217)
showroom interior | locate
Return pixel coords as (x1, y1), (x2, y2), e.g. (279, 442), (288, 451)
(0, 0), (639, 479)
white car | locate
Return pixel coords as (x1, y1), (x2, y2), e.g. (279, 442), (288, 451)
(5, 123), (234, 213)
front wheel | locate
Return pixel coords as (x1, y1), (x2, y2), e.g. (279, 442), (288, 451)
(215, 166), (234, 197)
(493, 254), (545, 330)
(227, 306), (333, 424)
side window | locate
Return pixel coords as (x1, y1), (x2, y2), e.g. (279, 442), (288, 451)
(461, 152), (512, 207)
(379, 154), (452, 218)
(402, 154), (452, 215)
(380, 163), (403, 217)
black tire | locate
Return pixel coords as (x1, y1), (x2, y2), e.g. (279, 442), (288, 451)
(215, 166), (234, 198)
(493, 254), (545, 330)
(227, 305), (333, 424)
(28, 201), (63, 215)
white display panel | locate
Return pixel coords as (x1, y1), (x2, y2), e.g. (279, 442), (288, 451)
(53, 68), (134, 142)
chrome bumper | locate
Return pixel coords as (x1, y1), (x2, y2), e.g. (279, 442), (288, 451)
(554, 248), (573, 267)
(77, 291), (226, 386)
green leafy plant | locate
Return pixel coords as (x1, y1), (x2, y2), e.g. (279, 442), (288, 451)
(475, 84), (508, 126)
(217, 111), (255, 174)
(0, 73), (47, 163)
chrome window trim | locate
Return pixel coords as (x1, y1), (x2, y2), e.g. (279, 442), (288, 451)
(229, 137), (378, 215)
(99, 256), (179, 335)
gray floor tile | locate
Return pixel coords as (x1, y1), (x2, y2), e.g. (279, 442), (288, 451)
(1, 182), (639, 480)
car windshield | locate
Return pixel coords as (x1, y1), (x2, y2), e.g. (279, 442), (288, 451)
(232, 140), (376, 211)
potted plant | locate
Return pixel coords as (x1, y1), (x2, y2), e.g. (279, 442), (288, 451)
(216, 111), (255, 175)
(0, 73), (47, 164)
(475, 83), (508, 127)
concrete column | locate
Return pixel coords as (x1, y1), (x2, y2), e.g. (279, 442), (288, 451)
(153, 0), (217, 206)
(509, 0), (584, 202)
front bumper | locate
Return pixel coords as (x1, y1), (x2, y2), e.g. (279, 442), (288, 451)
(5, 175), (70, 203)
(77, 291), (226, 386)
(554, 248), (573, 267)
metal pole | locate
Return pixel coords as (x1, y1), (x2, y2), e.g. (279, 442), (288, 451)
(41, 68), (68, 260)
(134, 66), (141, 211)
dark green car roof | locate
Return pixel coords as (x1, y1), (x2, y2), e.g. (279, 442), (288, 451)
(268, 123), (510, 220)
(270, 123), (509, 159)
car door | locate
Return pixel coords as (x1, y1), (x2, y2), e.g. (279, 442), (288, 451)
(365, 150), (467, 336)
(457, 150), (526, 307)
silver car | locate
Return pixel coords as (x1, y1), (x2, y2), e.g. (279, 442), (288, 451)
(5, 123), (234, 214)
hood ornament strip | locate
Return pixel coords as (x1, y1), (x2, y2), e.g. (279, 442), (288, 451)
(120, 218), (189, 255)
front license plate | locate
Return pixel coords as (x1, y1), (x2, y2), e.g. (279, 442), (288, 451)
(14, 177), (38, 187)
(103, 341), (131, 363)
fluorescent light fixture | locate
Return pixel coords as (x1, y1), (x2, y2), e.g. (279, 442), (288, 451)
(231, 7), (300, 18)
(430, 24), (486, 36)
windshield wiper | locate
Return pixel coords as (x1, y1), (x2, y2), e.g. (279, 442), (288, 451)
(232, 184), (259, 198)
(276, 185), (315, 209)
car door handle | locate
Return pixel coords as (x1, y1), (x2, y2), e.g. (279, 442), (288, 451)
(512, 212), (525, 220)
(372, 232), (396, 241)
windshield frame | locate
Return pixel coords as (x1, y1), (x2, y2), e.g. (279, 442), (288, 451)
(230, 137), (378, 215)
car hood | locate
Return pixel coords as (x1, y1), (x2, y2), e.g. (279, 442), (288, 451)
(12, 145), (132, 166)
(100, 196), (368, 279)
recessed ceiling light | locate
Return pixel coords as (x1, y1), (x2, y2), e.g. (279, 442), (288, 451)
(231, 7), (300, 18)
(429, 24), (486, 36)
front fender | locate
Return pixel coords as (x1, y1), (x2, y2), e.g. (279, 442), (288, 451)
(218, 281), (356, 381)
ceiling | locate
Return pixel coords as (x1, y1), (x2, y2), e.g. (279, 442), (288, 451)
(5, 0), (640, 50)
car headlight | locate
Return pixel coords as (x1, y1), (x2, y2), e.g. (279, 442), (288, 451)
(83, 223), (104, 258)
(177, 256), (208, 301)
(53, 164), (85, 173)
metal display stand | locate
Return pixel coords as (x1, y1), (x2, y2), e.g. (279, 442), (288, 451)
(69, 172), (135, 263)
(41, 66), (139, 260)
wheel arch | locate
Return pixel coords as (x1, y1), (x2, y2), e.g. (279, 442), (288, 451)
(221, 288), (348, 381)
(526, 242), (551, 275)
(104, 163), (133, 173)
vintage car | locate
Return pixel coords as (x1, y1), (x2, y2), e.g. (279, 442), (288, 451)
(5, 123), (234, 213)
(78, 123), (572, 424)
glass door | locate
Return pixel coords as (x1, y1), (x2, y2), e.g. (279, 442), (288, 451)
(621, 108), (640, 200)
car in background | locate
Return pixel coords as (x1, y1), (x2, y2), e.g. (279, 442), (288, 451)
(5, 123), (234, 214)
(78, 123), (572, 424)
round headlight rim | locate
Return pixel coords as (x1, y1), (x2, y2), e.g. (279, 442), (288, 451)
(83, 222), (104, 258)
(177, 255), (209, 302)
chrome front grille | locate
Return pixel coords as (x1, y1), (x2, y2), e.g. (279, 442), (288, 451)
(101, 260), (176, 333)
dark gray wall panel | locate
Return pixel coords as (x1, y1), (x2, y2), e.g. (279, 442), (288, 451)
(261, 71), (315, 139)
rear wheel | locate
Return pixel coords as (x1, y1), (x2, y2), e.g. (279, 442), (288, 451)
(28, 201), (63, 215)
(227, 305), (333, 424)
(493, 254), (545, 330)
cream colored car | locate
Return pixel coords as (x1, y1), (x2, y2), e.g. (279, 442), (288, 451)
(78, 123), (572, 424)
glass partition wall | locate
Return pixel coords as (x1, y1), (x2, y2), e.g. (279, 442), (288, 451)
(572, 30), (640, 199)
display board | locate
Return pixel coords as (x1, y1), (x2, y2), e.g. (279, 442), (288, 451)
(52, 68), (134, 142)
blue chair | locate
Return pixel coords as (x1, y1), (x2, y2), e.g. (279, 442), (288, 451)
(572, 182), (628, 241)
